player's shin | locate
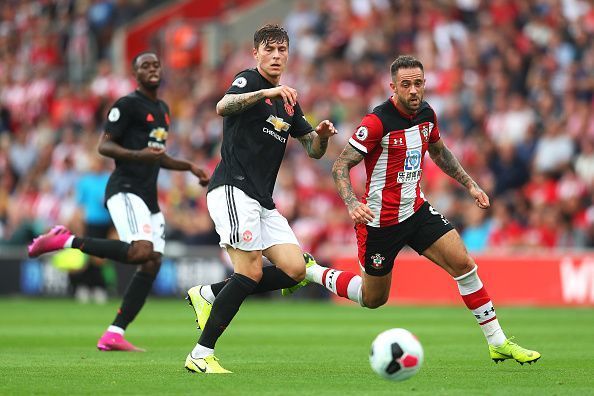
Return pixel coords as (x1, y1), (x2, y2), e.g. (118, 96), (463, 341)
(194, 273), (257, 354)
(72, 237), (130, 262)
(454, 266), (506, 347)
(112, 271), (156, 331)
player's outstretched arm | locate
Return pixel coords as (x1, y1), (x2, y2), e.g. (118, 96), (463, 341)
(428, 139), (490, 209)
(160, 154), (210, 186)
(297, 120), (337, 159)
(332, 144), (374, 224)
(215, 86), (298, 117)
(98, 132), (164, 163)
(216, 92), (265, 116)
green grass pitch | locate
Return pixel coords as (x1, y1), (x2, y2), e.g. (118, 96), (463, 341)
(0, 298), (592, 395)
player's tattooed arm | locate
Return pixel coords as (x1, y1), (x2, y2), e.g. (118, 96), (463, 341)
(429, 139), (491, 209)
(297, 132), (329, 159)
(297, 120), (337, 159)
(332, 145), (364, 212)
(333, 145), (375, 223)
(428, 139), (477, 189)
(216, 92), (265, 116)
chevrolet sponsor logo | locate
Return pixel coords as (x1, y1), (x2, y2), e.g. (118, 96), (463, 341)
(149, 127), (168, 141)
(266, 115), (290, 132)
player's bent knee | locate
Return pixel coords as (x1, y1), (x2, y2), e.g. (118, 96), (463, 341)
(453, 257), (476, 278)
(363, 294), (389, 309)
(239, 268), (263, 282)
(127, 241), (155, 263)
(284, 264), (305, 282)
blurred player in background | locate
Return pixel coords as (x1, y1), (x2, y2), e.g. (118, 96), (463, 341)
(28, 52), (210, 351)
(68, 156), (112, 304)
(285, 55), (541, 365)
(183, 24), (337, 374)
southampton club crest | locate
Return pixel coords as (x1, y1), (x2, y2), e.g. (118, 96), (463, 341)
(370, 253), (385, 269)
(421, 125), (429, 142)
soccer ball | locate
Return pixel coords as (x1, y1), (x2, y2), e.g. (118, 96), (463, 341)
(369, 328), (424, 381)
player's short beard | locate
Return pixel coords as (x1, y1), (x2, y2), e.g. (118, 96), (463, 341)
(142, 80), (160, 91)
(396, 95), (415, 112)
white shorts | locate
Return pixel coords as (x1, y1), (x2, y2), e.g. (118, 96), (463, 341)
(106, 192), (165, 254)
(207, 185), (299, 251)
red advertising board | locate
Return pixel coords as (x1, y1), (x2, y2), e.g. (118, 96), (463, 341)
(332, 253), (594, 306)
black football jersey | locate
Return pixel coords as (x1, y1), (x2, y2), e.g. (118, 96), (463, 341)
(103, 90), (170, 213)
(208, 68), (313, 209)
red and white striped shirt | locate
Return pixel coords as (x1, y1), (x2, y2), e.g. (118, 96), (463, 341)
(348, 97), (440, 227)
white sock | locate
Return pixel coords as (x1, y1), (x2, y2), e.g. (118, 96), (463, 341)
(200, 285), (215, 304)
(346, 275), (363, 306)
(191, 343), (214, 359)
(64, 235), (75, 248)
(307, 264), (363, 305)
(107, 325), (125, 335)
(455, 266), (506, 347)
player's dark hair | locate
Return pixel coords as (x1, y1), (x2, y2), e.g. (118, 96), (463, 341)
(131, 51), (158, 69)
(253, 24), (289, 49)
(390, 55), (424, 78)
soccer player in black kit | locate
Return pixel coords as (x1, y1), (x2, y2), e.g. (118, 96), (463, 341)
(183, 24), (337, 373)
(28, 52), (210, 351)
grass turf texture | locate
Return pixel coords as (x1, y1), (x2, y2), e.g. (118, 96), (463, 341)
(0, 298), (591, 395)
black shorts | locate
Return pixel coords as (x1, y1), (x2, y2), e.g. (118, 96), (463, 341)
(355, 201), (454, 276)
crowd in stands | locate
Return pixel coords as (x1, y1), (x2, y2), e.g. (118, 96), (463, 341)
(2, 0), (594, 264)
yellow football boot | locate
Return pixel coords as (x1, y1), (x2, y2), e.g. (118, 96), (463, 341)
(489, 337), (541, 365)
(185, 354), (232, 374)
(186, 285), (212, 330)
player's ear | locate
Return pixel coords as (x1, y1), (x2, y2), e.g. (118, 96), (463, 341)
(389, 81), (396, 91)
(252, 47), (258, 61)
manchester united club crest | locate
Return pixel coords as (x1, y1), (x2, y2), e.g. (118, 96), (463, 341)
(370, 253), (385, 269)
(284, 103), (294, 116)
(421, 125), (429, 142)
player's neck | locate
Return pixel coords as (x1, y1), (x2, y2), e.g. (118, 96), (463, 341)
(257, 66), (281, 86)
(137, 87), (158, 101)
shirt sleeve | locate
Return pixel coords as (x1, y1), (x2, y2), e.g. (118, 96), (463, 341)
(225, 71), (259, 95)
(104, 97), (131, 141)
(348, 114), (384, 155)
(429, 108), (441, 143)
(289, 102), (313, 138)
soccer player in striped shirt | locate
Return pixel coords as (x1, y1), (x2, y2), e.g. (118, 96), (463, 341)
(285, 55), (540, 365)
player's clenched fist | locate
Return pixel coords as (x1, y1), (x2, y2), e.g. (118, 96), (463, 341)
(348, 201), (375, 224)
(263, 85), (297, 106)
(315, 120), (338, 138)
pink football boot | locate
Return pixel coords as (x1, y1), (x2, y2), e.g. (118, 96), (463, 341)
(97, 331), (145, 352)
(27, 225), (73, 258)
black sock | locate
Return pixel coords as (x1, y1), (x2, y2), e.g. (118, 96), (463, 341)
(210, 265), (298, 296)
(198, 273), (257, 349)
(72, 237), (130, 262)
(112, 271), (155, 330)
